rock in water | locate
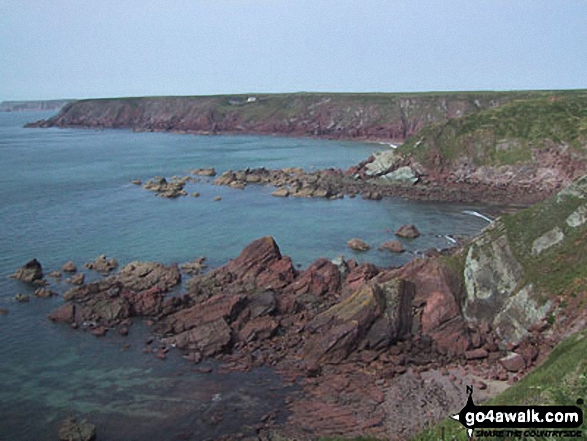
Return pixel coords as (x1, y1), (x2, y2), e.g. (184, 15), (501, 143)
(62, 261), (77, 273)
(66, 273), (85, 285)
(395, 224), (421, 239)
(378, 240), (405, 253)
(11, 259), (43, 283)
(84, 255), (118, 273)
(58, 417), (96, 441)
(347, 238), (371, 252)
(191, 168), (216, 177)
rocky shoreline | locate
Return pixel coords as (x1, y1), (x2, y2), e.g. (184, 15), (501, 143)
(138, 162), (553, 206)
(10, 229), (564, 439)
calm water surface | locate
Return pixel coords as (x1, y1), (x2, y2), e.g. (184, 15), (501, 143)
(0, 112), (493, 440)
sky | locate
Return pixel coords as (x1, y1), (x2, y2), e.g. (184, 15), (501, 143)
(0, 0), (586, 101)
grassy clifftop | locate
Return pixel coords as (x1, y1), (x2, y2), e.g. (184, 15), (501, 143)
(29, 90), (580, 143)
(399, 92), (587, 170)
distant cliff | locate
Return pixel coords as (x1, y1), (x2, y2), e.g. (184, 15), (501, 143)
(26, 91), (559, 142)
(1, 99), (73, 112)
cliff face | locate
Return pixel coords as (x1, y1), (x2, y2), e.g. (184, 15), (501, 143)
(460, 175), (587, 344)
(28, 92), (552, 142)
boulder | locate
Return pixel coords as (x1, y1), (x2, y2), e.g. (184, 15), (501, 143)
(84, 255), (118, 273)
(271, 188), (290, 197)
(378, 240), (405, 253)
(379, 166), (418, 185)
(500, 352), (526, 372)
(163, 318), (233, 356)
(11, 259), (43, 283)
(58, 417), (96, 441)
(395, 225), (421, 239)
(62, 261), (77, 273)
(303, 283), (384, 363)
(66, 273), (85, 285)
(347, 238), (370, 252)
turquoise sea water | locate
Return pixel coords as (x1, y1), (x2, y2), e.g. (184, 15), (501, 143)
(0, 112), (493, 440)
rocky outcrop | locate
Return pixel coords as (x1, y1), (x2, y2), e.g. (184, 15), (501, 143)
(49, 261), (181, 327)
(142, 176), (189, 198)
(11, 259), (43, 283)
(347, 238), (370, 251)
(395, 224), (421, 239)
(84, 255), (118, 273)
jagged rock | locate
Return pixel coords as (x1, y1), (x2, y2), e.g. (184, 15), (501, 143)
(84, 255), (118, 273)
(190, 192), (200, 197)
(163, 318), (233, 356)
(500, 352), (526, 372)
(34, 288), (57, 298)
(465, 348), (489, 360)
(48, 270), (62, 278)
(62, 261), (77, 273)
(364, 150), (400, 176)
(117, 261), (181, 292)
(303, 280), (413, 363)
(271, 188), (290, 197)
(238, 316), (279, 342)
(66, 273), (85, 285)
(347, 238), (370, 252)
(395, 225), (420, 239)
(11, 259), (43, 283)
(179, 257), (207, 275)
(58, 417), (96, 441)
(378, 240), (405, 253)
(379, 166), (418, 184)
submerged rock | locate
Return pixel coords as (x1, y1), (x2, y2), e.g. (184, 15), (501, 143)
(14, 294), (30, 303)
(378, 240), (405, 253)
(58, 417), (96, 441)
(66, 273), (85, 285)
(395, 224), (421, 239)
(84, 255), (118, 273)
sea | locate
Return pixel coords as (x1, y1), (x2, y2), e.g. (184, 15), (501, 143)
(0, 111), (494, 440)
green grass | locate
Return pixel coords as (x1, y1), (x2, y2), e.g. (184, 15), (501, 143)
(399, 93), (587, 169)
(497, 177), (587, 300)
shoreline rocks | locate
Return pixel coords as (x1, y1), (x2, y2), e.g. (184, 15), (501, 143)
(395, 224), (421, 239)
(347, 238), (370, 251)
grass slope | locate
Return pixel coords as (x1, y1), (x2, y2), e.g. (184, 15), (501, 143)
(399, 92), (587, 168)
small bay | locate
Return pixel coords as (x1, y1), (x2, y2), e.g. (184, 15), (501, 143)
(0, 111), (493, 440)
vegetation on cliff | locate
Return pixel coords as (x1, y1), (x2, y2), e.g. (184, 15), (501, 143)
(28, 90), (574, 142)
(398, 91), (587, 170)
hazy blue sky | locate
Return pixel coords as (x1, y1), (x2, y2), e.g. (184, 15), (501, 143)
(1, 0), (586, 100)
